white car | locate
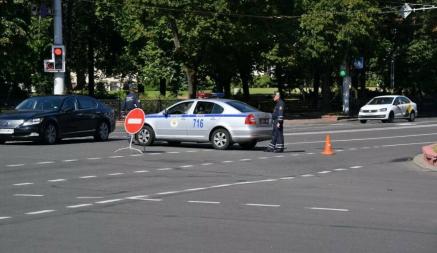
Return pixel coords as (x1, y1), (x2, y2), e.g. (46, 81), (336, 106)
(135, 99), (272, 150)
(358, 95), (417, 123)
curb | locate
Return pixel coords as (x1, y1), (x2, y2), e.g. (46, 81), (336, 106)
(421, 144), (437, 167)
(413, 154), (437, 171)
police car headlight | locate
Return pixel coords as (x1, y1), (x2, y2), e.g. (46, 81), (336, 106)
(379, 108), (387, 112)
(23, 118), (42, 126)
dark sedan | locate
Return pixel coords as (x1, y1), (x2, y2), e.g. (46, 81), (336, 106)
(0, 95), (115, 144)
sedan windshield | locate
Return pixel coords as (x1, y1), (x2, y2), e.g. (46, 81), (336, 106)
(368, 97), (394, 105)
(226, 101), (259, 112)
(16, 97), (63, 111)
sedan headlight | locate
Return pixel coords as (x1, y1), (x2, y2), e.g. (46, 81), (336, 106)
(379, 108), (387, 112)
(22, 118), (42, 126)
(359, 108), (363, 112)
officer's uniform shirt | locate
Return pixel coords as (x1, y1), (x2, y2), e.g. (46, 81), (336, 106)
(122, 92), (140, 112)
(272, 99), (285, 124)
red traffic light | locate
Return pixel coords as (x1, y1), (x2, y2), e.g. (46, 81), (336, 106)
(54, 48), (63, 56)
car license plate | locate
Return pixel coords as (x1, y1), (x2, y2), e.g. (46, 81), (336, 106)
(0, 129), (14, 134)
(259, 119), (269, 125)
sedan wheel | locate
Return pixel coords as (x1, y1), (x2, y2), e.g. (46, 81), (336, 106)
(135, 126), (155, 146)
(95, 122), (109, 141)
(387, 112), (395, 123)
(43, 123), (57, 145)
(408, 111), (416, 122)
(211, 128), (231, 150)
(360, 120), (367, 124)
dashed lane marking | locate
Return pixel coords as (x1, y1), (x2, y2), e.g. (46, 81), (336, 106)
(239, 158), (252, 161)
(301, 174), (314, 177)
(334, 168), (348, 171)
(183, 187), (206, 192)
(13, 182), (34, 186)
(180, 165), (193, 168)
(36, 161), (55, 165)
(109, 155), (124, 158)
(306, 207), (349, 212)
(166, 151), (180, 154)
(87, 157), (102, 160)
(157, 191), (179, 195)
(129, 154), (143, 157)
(350, 166), (363, 169)
(245, 203), (280, 207)
(6, 164), (25, 167)
(134, 170), (149, 173)
(14, 194), (44, 197)
(108, 173), (124, 176)
(79, 175), (97, 179)
(280, 177), (295, 180)
(318, 171), (331, 174)
(0, 217), (11, 220)
(201, 163), (213, 166)
(76, 196), (104, 199)
(188, 201), (220, 204)
(95, 199), (123, 204)
(186, 150), (197, 153)
(157, 168), (172, 171)
(48, 179), (66, 182)
(62, 159), (78, 163)
(25, 210), (56, 215)
(274, 155), (285, 158)
(66, 204), (93, 209)
(129, 197), (162, 201)
(148, 153), (161, 156)
(222, 160), (233, 163)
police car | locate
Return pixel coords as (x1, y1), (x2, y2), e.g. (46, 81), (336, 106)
(135, 99), (272, 150)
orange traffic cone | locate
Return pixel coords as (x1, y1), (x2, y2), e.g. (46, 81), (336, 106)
(322, 134), (334, 156)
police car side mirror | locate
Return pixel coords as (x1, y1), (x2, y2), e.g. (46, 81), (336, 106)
(163, 109), (168, 117)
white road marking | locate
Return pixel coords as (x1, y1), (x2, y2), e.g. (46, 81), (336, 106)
(126, 195), (149, 200)
(210, 184), (232, 188)
(108, 173), (124, 176)
(80, 175), (97, 179)
(14, 194), (44, 197)
(280, 177), (295, 180)
(129, 154), (143, 157)
(336, 149), (345, 152)
(239, 158), (252, 161)
(245, 203), (280, 207)
(66, 204), (93, 209)
(301, 174), (314, 177)
(134, 170), (149, 173)
(95, 199), (123, 204)
(87, 157), (102, 160)
(274, 155), (285, 158)
(109, 155), (124, 158)
(318, 171), (331, 174)
(157, 168), (172, 171)
(36, 161), (55, 165)
(201, 163), (213, 166)
(13, 182), (34, 186)
(350, 166), (363, 169)
(77, 196), (104, 199)
(222, 160), (233, 163)
(132, 198), (162, 201)
(48, 179), (66, 182)
(188, 201), (220, 204)
(186, 150), (197, 153)
(0, 217), (11, 220)
(180, 165), (193, 168)
(258, 157), (269, 159)
(25, 210), (55, 215)
(62, 159), (78, 162)
(305, 153), (315, 155)
(157, 191), (178, 195)
(306, 207), (349, 212)
(382, 141), (437, 147)
(183, 187), (206, 192)
(148, 153), (161, 155)
(167, 151), (180, 154)
(334, 168), (348, 171)
(6, 164), (25, 167)
(202, 149), (213, 152)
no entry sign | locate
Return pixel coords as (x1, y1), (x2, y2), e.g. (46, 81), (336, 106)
(124, 108), (145, 134)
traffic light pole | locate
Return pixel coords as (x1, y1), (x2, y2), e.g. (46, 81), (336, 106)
(53, 0), (65, 95)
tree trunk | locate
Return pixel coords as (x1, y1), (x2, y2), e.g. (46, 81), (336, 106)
(87, 36), (95, 97)
(183, 66), (197, 99)
(241, 72), (250, 101)
(312, 70), (320, 107)
(76, 70), (86, 90)
(321, 71), (331, 113)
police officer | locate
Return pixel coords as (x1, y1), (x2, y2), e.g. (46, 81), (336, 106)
(265, 92), (285, 153)
(121, 83), (141, 117)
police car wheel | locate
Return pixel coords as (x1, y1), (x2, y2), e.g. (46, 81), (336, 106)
(135, 126), (154, 146)
(239, 141), (257, 149)
(360, 120), (367, 124)
(211, 128), (231, 150)
(408, 111), (416, 122)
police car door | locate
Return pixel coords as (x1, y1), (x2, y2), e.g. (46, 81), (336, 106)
(156, 101), (194, 139)
(191, 101), (218, 141)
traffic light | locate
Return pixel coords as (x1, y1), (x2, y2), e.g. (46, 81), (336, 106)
(339, 65), (347, 77)
(52, 45), (65, 72)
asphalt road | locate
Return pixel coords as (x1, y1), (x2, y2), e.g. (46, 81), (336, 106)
(1, 118), (437, 253)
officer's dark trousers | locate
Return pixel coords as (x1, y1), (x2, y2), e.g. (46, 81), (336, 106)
(268, 121), (284, 150)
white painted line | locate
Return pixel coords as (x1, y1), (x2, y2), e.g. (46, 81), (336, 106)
(305, 153), (315, 155)
(382, 141), (437, 147)
(108, 173), (124, 176)
(350, 166), (363, 169)
(186, 150), (197, 153)
(334, 168), (348, 171)
(222, 160), (233, 163)
(280, 177), (295, 180)
(180, 165), (193, 168)
(239, 158), (252, 161)
(157, 168), (172, 171)
(307, 207), (349, 212)
(87, 157), (102, 160)
(14, 194), (44, 197)
(167, 151), (180, 154)
(133, 198), (162, 201)
(36, 161), (55, 165)
(129, 154), (143, 157)
(157, 191), (178, 195)
(134, 170), (149, 173)
(318, 171), (331, 174)
(210, 184), (232, 188)
(109, 155), (124, 158)
(201, 163), (213, 166)
(349, 148), (357, 151)
(66, 203), (93, 209)
(183, 187), (206, 191)
(126, 195), (149, 200)
(0, 217), (11, 220)
(79, 175), (97, 179)
(336, 149), (345, 152)
(301, 174), (314, 177)
(188, 201), (220, 204)
(95, 199), (123, 204)
(48, 179), (66, 182)
(77, 196), (104, 199)
(62, 159), (78, 162)
(258, 157), (269, 159)
(13, 182), (34, 186)
(245, 203), (280, 207)
(148, 153), (161, 155)
(6, 164), (25, 167)
(25, 210), (55, 215)
(274, 155), (285, 158)
(202, 149), (213, 152)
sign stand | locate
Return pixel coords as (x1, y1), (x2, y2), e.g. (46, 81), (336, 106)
(114, 108), (146, 154)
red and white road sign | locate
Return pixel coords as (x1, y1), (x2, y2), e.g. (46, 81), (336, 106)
(124, 108), (145, 135)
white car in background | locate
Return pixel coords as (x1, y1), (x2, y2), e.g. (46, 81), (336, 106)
(358, 95), (418, 123)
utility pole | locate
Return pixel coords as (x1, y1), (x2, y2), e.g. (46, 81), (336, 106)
(53, 0), (65, 95)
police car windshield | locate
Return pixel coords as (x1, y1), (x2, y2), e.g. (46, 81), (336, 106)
(226, 101), (259, 113)
(16, 97), (63, 111)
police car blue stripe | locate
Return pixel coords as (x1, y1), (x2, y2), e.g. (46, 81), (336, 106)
(146, 114), (247, 118)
